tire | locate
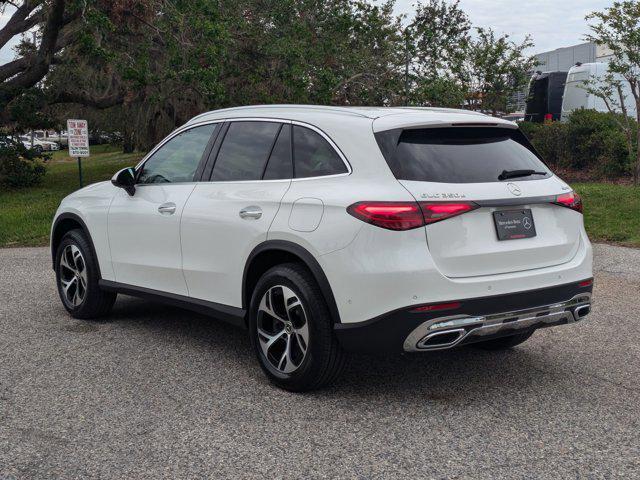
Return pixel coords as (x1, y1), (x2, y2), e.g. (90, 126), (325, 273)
(248, 263), (346, 392)
(471, 330), (535, 350)
(55, 229), (116, 319)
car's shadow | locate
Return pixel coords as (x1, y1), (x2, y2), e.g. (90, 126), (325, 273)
(97, 295), (558, 400)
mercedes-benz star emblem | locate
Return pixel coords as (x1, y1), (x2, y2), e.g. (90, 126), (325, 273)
(523, 217), (532, 230)
(507, 183), (522, 196)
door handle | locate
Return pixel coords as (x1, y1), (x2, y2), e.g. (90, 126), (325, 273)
(158, 202), (177, 215)
(239, 206), (262, 219)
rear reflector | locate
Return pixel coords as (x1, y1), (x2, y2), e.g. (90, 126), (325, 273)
(410, 302), (461, 313)
(554, 192), (583, 213)
(579, 279), (593, 287)
(347, 201), (479, 230)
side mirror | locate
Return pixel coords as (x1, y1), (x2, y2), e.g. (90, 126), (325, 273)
(111, 167), (136, 196)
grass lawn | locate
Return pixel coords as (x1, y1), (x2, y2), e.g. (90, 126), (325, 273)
(1, 147), (639, 248)
(0, 145), (141, 247)
(574, 183), (640, 247)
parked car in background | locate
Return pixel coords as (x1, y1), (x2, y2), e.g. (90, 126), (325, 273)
(19, 135), (60, 152)
(561, 62), (637, 121)
(41, 130), (68, 148)
(50, 105), (593, 391)
(525, 71), (568, 122)
(501, 112), (525, 123)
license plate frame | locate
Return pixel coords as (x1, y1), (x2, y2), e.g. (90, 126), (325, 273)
(493, 209), (536, 241)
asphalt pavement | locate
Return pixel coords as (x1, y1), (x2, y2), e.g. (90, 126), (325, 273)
(0, 244), (639, 479)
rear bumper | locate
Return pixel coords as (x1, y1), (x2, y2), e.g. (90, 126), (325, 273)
(334, 280), (593, 353)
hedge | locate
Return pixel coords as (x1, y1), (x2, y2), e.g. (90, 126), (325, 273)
(519, 109), (637, 179)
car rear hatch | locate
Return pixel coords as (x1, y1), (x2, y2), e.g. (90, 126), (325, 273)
(374, 124), (583, 278)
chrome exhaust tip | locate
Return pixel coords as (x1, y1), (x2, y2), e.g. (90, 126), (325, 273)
(416, 328), (466, 350)
(573, 304), (591, 320)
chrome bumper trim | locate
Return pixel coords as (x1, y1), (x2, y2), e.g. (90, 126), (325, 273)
(403, 293), (591, 352)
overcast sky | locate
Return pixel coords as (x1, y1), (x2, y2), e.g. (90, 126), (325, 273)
(0, 1), (614, 65)
(0, 5), (17, 65)
(392, 0), (612, 52)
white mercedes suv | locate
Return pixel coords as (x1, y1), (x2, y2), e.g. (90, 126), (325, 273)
(51, 105), (593, 391)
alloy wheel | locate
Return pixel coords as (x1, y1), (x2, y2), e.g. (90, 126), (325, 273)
(59, 244), (87, 307)
(257, 285), (310, 374)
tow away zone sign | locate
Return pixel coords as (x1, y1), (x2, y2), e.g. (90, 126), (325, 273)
(67, 119), (90, 157)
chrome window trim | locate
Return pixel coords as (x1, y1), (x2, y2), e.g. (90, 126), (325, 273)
(289, 119), (352, 178)
(134, 178), (293, 187)
(135, 116), (352, 185)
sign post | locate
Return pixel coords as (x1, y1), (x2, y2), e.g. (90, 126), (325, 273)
(67, 119), (90, 187)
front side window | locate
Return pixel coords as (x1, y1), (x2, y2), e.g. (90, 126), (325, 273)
(211, 121), (281, 181)
(293, 126), (347, 178)
(138, 124), (216, 184)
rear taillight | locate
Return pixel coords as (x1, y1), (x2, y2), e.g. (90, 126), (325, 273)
(554, 192), (583, 213)
(347, 201), (479, 230)
(347, 202), (424, 230)
(420, 202), (479, 224)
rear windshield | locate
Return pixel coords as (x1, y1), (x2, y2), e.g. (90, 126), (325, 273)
(375, 127), (551, 184)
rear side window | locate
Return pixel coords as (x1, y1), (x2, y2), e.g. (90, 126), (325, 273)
(211, 121), (280, 181)
(293, 126), (347, 178)
(376, 127), (551, 184)
(263, 124), (292, 180)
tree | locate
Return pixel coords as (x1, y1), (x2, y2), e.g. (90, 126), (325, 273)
(43, 0), (228, 150)
(586, 1), (640, 184)
(464, 28), (535, 114)
(0, 0), (77, 120)
(218, 0), (405, 107)
(45, 0), (407, 149)
(406, 2), (534, 111)
(0, 1), (159, 131)
(1, 0), (539, 151)
(407, 0), (471, 107)
(582, 72), (636, 169)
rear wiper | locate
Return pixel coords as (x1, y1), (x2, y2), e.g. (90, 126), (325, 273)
(498, 169), (547, 180)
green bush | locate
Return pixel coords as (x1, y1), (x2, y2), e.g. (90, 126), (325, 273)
(520, 121), (571, 167)
(0, 137), (47, 188)
(520, 109), (637, 178)
(596, 129), (631, 177)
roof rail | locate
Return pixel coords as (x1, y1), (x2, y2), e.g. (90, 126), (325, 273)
(189, 104), (372, 123)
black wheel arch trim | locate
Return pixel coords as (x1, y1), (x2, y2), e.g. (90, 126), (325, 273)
(51, 212), (102, 278)
(242, 240), (342, 324)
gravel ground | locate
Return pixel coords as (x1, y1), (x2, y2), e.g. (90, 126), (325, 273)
(0, 244), (639, 479)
